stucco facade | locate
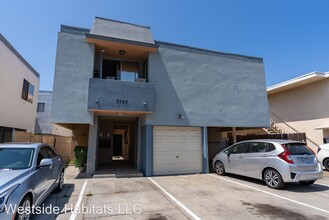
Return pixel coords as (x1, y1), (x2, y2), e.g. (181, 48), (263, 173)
(0, 34), (39, 142)
(35, 90), (72, 136)
(268, 72), (329, 151)
(52, 17), (269, 176)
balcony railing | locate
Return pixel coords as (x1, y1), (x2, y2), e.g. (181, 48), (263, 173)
(87, 78), (155, 113)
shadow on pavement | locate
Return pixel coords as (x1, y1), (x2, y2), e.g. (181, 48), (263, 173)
(223, 173), (329, 193)
(32, 183), (75, 220)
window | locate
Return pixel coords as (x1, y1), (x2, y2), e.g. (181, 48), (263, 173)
(21, 79), (34, 103)
(229, 142), (249, 154)
(37, 147), (49, 165)
(0, 148), (34, 169)
(268, 143), (276, 151)
(283, 143), (314, 155)
(249, 142), (267, 153)
(100, 59), (146, 82)
(46, 147), (58, 158)
(37, 102), (45, 112)
(120, 61), (139, 82)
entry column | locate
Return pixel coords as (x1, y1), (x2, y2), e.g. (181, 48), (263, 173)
(86, 114), (98, 176)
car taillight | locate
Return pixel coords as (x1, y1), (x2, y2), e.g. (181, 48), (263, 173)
(279, 144), (294, 164)
(278, 151), (294, 164)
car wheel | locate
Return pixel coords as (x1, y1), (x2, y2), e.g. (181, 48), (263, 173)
(15, 196), (32, 220)
(264, 169), (284, 189)
(54, 170), (64, 192)
(299, 180), (315, 186)
(324, 159), (329, 171)
(215, 161), (226, 176)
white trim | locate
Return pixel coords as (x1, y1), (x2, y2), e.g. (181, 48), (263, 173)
(267, 71), (329, 94)
(148, 177), (201, 220)
(69, 180), (88, 220)
(315, 125), (329, 130)
(209, 174), (329, 215)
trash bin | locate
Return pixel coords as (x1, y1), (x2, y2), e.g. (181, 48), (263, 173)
(74, 146), (88, 167)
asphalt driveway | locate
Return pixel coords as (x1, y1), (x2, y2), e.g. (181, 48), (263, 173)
(36, 168), (329, 220)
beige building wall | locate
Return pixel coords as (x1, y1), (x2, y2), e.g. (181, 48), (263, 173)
(51, 124), (73, 137)
(0, 37), (39, 132)
(268, 78), (329, 151)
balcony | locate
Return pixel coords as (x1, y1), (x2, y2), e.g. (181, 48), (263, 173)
(87, 78), (155, 113)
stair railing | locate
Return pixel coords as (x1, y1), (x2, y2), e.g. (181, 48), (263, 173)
(271, 113), (320, 147)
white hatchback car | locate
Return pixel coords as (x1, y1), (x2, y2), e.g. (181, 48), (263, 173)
(317, 143), (329, 171)
(213, 140), (323, 189)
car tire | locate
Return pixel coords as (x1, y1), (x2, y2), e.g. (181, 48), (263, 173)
(264, 169), (284, 189)
(54, 170), (64, 192)
(215, 161), (226, 176)
(324, 159), (329, 171)
(14, 195), (32, 220)
(299, 180), (315, 186)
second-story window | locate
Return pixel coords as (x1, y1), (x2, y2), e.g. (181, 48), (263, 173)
(21, 79), (34, 103)
(37, 102), (45, 112)
(120, 61), (138, 82)
(100, 59), (146, 82)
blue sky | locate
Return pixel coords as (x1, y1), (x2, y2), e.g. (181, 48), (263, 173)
(1, 1), (329, 90)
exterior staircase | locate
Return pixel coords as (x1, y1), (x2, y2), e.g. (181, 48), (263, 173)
(263, 120), (284, 134)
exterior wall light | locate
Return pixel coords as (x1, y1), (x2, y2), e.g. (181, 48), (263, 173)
(176, 114), (184, 119)
(119, 50), (126, 56)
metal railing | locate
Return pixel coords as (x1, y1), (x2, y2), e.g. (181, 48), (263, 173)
(271, 113), (319, 147)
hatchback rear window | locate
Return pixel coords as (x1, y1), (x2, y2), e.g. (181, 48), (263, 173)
(283, 143), (314, 155)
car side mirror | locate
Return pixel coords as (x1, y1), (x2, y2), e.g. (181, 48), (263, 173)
(224, 150), (230, 157)
(39, 158), (53, 167)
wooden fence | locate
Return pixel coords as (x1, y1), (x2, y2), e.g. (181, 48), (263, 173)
(236, 132), (307, 143)
(13, 130), (74, 163)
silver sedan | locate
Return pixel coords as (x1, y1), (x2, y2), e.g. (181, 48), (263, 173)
(213, 139), (323, 189)
(0, 143), (64, 220)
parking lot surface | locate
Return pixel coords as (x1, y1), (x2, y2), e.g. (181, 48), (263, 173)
(37, 168), (329, 219)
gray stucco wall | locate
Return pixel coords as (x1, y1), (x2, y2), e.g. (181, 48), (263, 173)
(52, 29), (94, 124)
(35, 91), (52, 134)
(146, 43), (270, 127)
(87, 78), (155, 112)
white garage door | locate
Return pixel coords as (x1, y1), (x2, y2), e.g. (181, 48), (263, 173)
(153, 126), (202, 175)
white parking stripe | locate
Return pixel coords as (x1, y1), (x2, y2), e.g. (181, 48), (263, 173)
(69, 180), (88, 220)
(148, 177), (201, 220)
(209, 174), (329, 214)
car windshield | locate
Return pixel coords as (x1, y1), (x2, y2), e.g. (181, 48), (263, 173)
(0, 148), (34, 170)
(283, 143), (314, 155)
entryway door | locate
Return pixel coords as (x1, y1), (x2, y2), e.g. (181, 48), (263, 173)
(153, 126), (202, 175)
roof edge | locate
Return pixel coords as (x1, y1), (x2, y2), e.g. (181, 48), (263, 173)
(267, 71), (329, 94)
(60, 25), (90, 35)
(155, 40), (263, 62)
(0, 33), (39, 78)
(95, 17), (151, 29)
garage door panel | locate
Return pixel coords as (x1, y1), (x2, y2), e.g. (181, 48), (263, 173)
(153, 162), (201, 175)
(153, 141), (201, 151)
(153, 126), (202, 175)
(154, 151), (202, 164)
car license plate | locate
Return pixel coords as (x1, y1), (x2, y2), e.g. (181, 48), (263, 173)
(298, 157), (313, 164)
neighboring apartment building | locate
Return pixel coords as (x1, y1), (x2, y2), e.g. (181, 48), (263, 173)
(267, 71), (329, 151)
(52, 17), (269, 176)
(35, 90), (72, 136)
(0, 33), (39, 142)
